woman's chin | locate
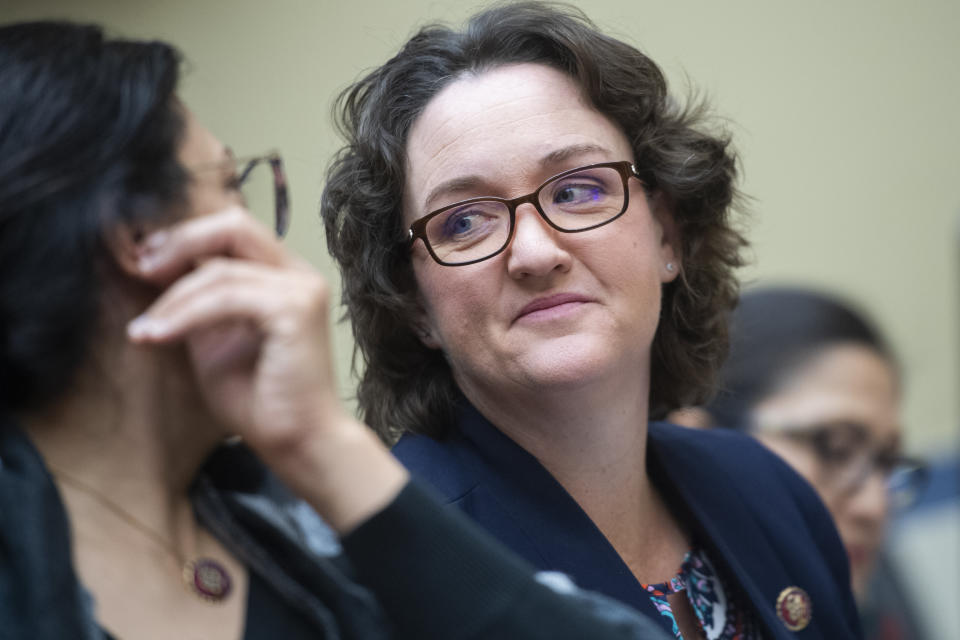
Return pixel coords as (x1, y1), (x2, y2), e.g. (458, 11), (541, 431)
(512, 344), (636, 391)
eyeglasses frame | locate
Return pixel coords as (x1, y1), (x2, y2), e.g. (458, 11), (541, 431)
(771, 422), (929, 500)
(233, 151), (290, 238)
(407, 160), (646, 267)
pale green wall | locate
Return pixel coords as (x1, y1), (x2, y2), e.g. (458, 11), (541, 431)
(3, 0), (957, 453)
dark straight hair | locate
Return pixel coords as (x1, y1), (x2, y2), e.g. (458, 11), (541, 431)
(705, 287), (896, 430)
(0, 21), (187, 413)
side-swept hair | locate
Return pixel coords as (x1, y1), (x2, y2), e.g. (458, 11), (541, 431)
(322, 2), (747, 441)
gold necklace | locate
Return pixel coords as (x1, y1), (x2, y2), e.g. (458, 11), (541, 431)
(48, 465), (233, 603)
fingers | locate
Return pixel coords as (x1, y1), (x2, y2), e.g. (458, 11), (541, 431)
(128, 258), (329, 344)
(135, 206), (295, 286)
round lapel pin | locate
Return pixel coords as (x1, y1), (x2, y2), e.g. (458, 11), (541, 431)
(776, 586), (812, 631)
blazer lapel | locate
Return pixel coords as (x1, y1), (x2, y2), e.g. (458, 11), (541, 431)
(454, 406), (670, 628)
(647, 423), (825, 640)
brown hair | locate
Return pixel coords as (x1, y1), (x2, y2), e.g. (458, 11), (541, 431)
(321, 2), (747, 441)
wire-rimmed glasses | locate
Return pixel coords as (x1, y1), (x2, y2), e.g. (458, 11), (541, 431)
(774, 421), (929, 508)
(408, 161), (644, 266)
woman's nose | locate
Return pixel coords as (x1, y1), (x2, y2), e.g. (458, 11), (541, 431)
(846, 469), (890, 528)
(505, 203), (572, 278)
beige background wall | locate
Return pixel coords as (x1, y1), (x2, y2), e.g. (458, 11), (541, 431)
(3, 0), (958, 453)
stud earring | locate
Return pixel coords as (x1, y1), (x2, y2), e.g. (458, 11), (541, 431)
(666, 262), (675, 272)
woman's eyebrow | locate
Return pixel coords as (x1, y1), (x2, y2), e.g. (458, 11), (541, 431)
(538, 143), (612, 166)
(421, 143), (613, 212)
(423, 175), (486, 211)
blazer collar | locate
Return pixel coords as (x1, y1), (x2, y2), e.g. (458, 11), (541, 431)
(456, 402), (661, 616)
(647, 423), (803, 640)
(456, 405), (802, 639)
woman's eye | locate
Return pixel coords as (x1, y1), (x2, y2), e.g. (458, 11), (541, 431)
(554, 184), (603, 205)
(812, 430), (860, 463)
(226, 174), (244, 191)
(445, 212), (475, 235)
(438, 207), (496, 241)
(820, 443), (857, 463)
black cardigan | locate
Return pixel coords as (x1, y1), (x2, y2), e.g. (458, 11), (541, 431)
(0, 417), (670, 639)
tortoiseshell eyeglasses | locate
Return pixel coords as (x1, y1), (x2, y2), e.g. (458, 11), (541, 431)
(408, 161), (645, 267)
(231, 151), (289, 237)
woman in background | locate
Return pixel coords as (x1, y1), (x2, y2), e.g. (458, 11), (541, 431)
(675, 286), (927, 639)
(0, 20), (674, 640)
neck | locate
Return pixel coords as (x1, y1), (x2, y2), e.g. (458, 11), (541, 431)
(463, 365), (689, 581)
(467, 362), (650, 479)
(468, 365), (652, 511)
(23, 334), (224, 553)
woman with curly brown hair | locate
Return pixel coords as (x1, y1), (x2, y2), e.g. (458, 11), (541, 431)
(322, 3), (861, 639)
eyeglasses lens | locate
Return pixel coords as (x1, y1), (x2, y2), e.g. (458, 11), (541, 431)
(425, 200), (511, 265)
(538, 165), (627, 231)
(423, 164), (627, 265)
(886, 462), (928, 509)
(828, 452), (927, 508)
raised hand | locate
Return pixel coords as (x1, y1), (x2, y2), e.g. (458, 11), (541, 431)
(127, 207), (406, 532)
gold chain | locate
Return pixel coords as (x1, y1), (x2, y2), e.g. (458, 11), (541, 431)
(47, 464), (234, 603)
(47, 464), (187, 565)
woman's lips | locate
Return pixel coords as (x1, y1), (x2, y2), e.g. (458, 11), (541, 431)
(514, 293), (592, 322)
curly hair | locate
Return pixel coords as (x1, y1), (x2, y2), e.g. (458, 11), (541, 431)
(321, 1), (748, 442)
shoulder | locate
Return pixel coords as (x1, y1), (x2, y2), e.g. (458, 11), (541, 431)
(0, 419), (98, 639)
(392, 432), (481, 503)
(650, 422), (860, 635)
(392, 431), (461, 468)
(649, 420), (776, 467)
(196, 443), (342, 557)
(649, 421), (823, 509)
(650, 422), (842, 539)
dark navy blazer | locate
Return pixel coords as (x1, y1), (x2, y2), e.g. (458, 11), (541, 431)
(393, 402), (862, 639)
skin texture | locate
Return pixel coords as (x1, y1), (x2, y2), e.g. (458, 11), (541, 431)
(406, 63), (679, 432)
(749, 343), (901, 599)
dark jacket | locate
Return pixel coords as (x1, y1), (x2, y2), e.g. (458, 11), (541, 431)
(393, 402), (864, 640)
(0, 416), (672, 639)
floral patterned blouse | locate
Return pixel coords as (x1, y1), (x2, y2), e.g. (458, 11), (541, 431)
(641, 548), (764, 640)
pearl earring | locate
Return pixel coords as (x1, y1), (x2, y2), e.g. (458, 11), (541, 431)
(666, 262), (675, 272)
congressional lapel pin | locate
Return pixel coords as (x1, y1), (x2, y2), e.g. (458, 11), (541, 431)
(776, 586), (812, 631)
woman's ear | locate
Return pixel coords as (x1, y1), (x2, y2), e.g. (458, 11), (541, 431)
(412, 317), (442, 350)
(102, 222), (147, 278)
(410, 296), (442, 350)
(650, 191), (682, 283)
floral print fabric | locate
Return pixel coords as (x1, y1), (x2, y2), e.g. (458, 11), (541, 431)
(641, 548), (762, 640)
